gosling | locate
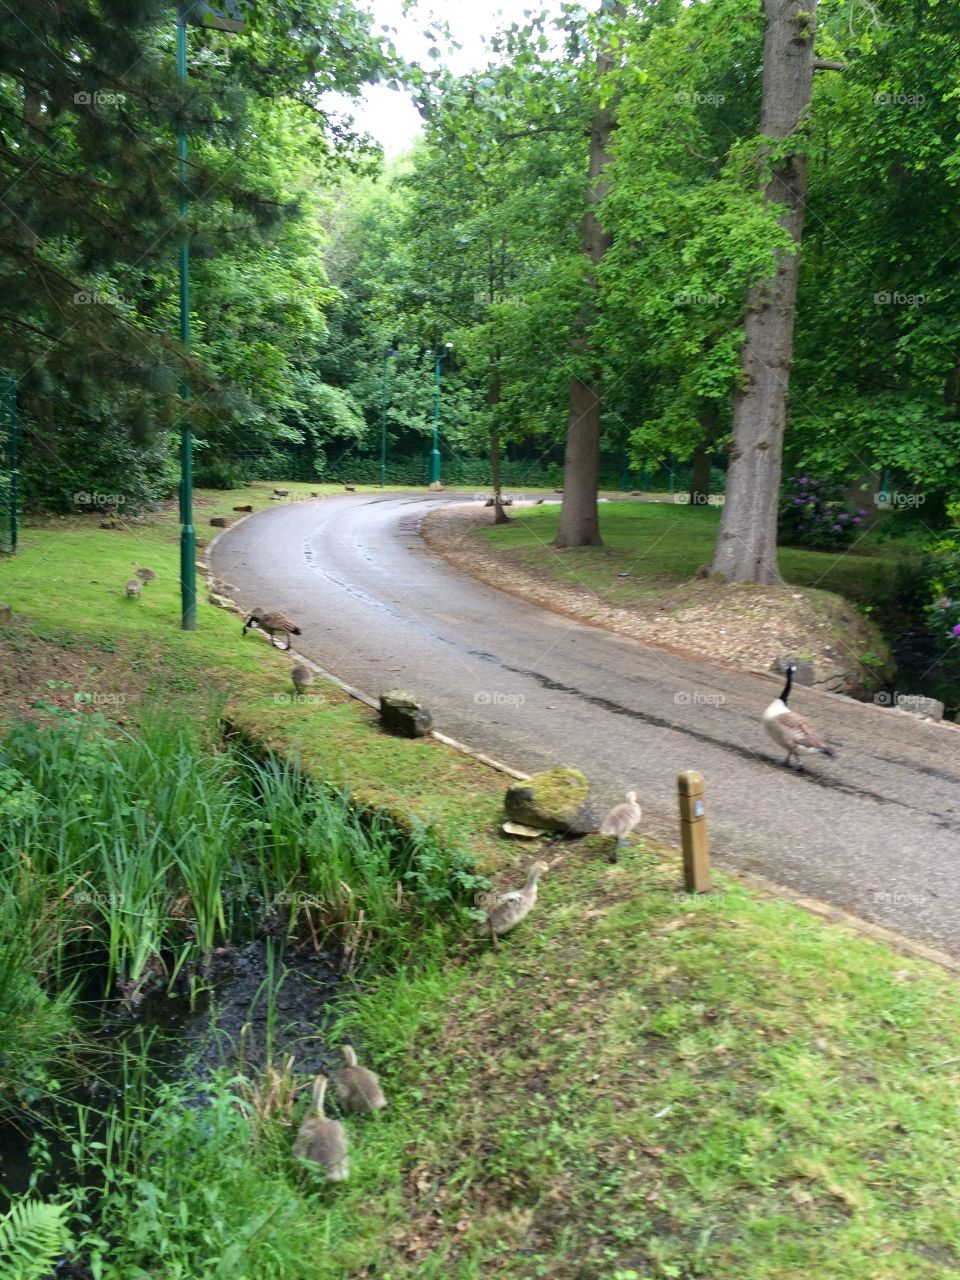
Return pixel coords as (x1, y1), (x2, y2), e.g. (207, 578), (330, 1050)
(334, 1045), (387, 1113)
(134, 564), (158, 583)
(479, 860), (549, 946)
(291, 663), (314, 695)
(242, 607), (302, 651)
(292, 1075), (349, 1181)
(124, 578), (142, 598)
(598, 790), (643, 863)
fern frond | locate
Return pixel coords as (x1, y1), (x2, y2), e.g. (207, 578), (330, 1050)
(0, 1199), (70, 1280)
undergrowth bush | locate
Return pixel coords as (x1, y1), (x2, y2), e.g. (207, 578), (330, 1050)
(778, 475), (865, 550)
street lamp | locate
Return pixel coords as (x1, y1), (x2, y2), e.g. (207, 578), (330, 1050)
(430, 342), (453, 485)
(380, 348), (399, 486)
(176, 0), (245, 631)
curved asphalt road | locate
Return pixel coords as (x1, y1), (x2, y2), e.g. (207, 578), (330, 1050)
(213, 494), (960, 955)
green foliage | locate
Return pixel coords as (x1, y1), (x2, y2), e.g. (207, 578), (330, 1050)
(67, 1074), (327, 1280)
(0, 1200), (71, 1280)
(1, 0), (388, 512)
(0, 889), (76, 1113)
(790, 0), (960, 487)
(0, 704), (482, 1056)
(192, 458), (246, 490)
(919, 510), (960, 692)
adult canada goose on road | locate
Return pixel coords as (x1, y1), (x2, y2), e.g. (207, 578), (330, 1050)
(762, 663), (836, 769)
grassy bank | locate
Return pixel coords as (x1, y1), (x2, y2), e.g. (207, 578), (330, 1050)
(0, 483), (510, 844)
(2, 492), (960, 1279)
(478, 500), (919, 610)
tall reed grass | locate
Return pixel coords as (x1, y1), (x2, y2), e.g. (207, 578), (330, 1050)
(0, 704), (484, 1118)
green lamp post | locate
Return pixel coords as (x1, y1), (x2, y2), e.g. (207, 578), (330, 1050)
(430, 342), (453, 485)
(380, 348), (399, 486)
(176, 0), (246, 630)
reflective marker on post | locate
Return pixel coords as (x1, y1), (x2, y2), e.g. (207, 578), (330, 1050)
(678, 770), (710, 893)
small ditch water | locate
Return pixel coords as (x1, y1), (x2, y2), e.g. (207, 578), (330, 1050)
(0, 935), (344, 1204)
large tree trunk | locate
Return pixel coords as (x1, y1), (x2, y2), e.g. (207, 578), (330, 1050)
(556, 377), (603, 543)
(555, 13), (617, 550)
(711, 0), (817, 583)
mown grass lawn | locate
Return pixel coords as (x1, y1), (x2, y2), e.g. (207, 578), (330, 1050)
(1, 489), (958, 1280)
(338, 845), (960, 1278)
(479, 501), (921, 611)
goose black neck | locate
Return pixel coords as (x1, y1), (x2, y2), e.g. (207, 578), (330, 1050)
(779, 666), (794, 704)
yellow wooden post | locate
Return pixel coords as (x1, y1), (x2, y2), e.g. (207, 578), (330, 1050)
(678, 770), (710, 893)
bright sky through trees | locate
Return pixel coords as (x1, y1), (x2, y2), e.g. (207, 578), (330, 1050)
(346, 0), (566, 155)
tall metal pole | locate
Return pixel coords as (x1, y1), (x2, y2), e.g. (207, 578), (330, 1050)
(430, 353), (442, 485)
(177, 5), (196, 630)
(430, 343), (451, 486)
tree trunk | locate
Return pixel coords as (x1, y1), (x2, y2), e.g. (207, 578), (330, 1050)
(556, 377), (603, 543)
(689, 443), (712, 508)
(689, 406), (719, 507)
(711, 0), (817, 583)
(490, 407), (509, 525)
(555, 11), (618, 550)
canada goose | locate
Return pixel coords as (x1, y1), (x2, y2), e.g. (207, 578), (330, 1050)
(124, 578), (142, 598)
(479, 860), (549, 945)
(134, 564), (157, 583)
(598, 790), (642, 863)
(762, 664), (836, 769)
(334, 1045), (387, 1113)
(242, 608), (302, 650)
(344, 484), (356, 492)
(292, 1075), (349, 1180)
(291, 663), (314, 694)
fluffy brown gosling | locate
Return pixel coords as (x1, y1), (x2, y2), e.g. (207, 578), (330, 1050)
(479, 860), (549, 946)
(134, 564), (158, 582)
(242, 607), (302, 650)
(124, 578), (142, 598)
(292, 1075), (349, 1181)
(291, 663), (314, 694)
(598, 790), (643, 863)
(334, 1045), (387, 1113)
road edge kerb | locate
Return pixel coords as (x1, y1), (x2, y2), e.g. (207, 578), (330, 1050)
(203, 514), (532, 785)
(206, 506), (960, 978)
(725, 866), (960, 976)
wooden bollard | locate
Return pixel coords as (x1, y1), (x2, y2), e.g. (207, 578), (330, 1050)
(678, 770), (710, 893)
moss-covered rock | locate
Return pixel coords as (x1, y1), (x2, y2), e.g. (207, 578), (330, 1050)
(380, 690), (433, 738)
(504, 766), (591, 833)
